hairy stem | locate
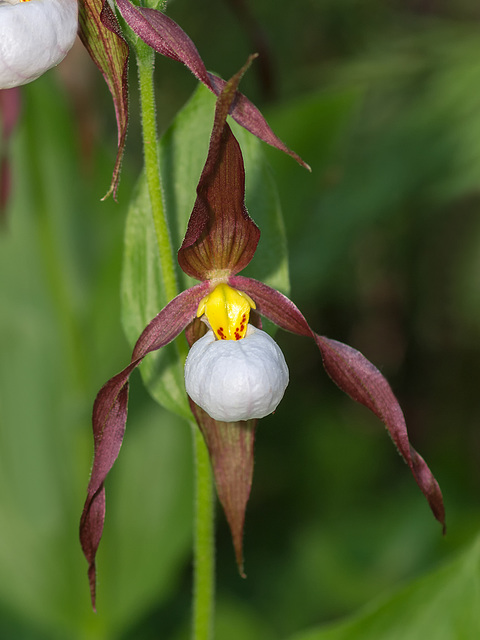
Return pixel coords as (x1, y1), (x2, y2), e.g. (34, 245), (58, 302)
(192, 425), (216, 640)
(135, 39), (215, 640)
(136, 42), (178, 302)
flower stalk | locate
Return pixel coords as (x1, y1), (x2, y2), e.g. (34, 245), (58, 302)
(136, 40), (178, 303)
(135, 37), (216, 637)
(192, 425), (215, 640)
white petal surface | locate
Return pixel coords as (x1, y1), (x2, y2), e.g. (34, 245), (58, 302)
(0, 0), (78, 89)
(185, 325), (289, 422)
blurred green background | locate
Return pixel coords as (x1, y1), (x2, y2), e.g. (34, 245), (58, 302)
(2, 0), (480, 637)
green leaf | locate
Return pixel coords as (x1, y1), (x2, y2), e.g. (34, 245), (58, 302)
(289, 536), (480, 640)
(121, 82), (290, 415)
(143, 0), (168, 10)
(121, 172), (192, 420)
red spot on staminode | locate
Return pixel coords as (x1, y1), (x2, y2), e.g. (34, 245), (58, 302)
(239, 314), (246, 333)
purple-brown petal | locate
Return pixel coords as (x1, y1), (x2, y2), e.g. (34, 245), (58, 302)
(0, 88), (20, 139)
(190, 399), (256, 576)
(114, 0), (309, 170)
(78, 0), (129, 199)
(80, 283), (208, 609)
(115, 0), (210, 85)
(80, 372), (131, 611)
(230, 275), (446, 531)
(177, 61), (261, 280)
(185, 316), (255, 574)
(0, 88), (21, 221)
(230, 276), (311, 337)
(313, 335), (446, 530)
(131, 281), (210, 359)
(207, 73), (309, 170)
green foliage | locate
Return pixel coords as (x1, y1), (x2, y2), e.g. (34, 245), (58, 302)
(290, 536), (480, 640)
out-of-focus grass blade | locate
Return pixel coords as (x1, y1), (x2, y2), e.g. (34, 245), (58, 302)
(289, 535), (480, 640)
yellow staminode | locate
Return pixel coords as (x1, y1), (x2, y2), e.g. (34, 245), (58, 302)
(197, 283), (256, 341)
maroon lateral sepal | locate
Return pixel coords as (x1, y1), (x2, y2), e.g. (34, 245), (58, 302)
(230, 275), (446, 532)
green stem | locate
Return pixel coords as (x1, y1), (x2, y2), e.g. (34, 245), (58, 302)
(136, 42), (178, 303)
(135, 39), (215, 639)
(192, 425), (216, 640)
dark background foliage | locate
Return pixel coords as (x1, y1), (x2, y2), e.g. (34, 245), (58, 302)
(1, 0), (480, 637)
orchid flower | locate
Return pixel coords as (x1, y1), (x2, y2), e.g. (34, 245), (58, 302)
(0, 0), (78, 90)
(80, 62), (446, 610)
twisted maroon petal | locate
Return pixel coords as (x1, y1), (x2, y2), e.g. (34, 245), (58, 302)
(115, 0), (309, 170)
(230, 275), (446, 531)
(80, 282), (208, 609)
(79, 0), (129, 199)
